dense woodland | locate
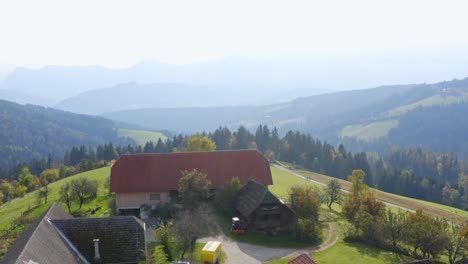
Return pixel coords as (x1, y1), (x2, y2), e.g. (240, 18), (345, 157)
(0, 99), (134, 169)
(343, 102), (468, 157)
(1, 124), (467, 210)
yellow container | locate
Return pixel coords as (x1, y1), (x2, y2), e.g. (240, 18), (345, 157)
(200, 241), (222, 263)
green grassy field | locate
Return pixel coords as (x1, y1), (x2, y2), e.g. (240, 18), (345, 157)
(340, 92), (468, 141)
(264, 235), (412, 264)
(313, 236), (412, 264)
(340, 119), (399, 141)
(0, 167), (112, 231)
(117, 128), (167, 146)
(291, 168), (468, 222)
(386, 92), (468, 117)
(269, 166), (321, 199)
(267, 167), (415, 264)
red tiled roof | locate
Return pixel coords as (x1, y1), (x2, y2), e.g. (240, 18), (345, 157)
(288, 254), (318, 264)
(110, 150), (272, 193)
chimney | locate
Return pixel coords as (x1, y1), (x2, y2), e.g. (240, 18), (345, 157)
(93, 239), (100, 261)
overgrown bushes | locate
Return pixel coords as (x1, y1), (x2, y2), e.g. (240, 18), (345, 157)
(343, 169), (468, 263)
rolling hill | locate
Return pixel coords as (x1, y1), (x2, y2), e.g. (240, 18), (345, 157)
(0, 100), (134, 169)
(54, 82), (255, 115)
(104, 77), (468, 155)
(4, 55), (468, 108)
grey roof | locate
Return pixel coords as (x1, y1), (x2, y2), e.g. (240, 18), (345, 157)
(0, 203), (88, 264)
(235, 180), (285, 218)
(1, 204), (147, 264)
(52, 216), (147, 264)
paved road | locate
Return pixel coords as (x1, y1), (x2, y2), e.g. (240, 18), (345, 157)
(273, 164), (415, 213)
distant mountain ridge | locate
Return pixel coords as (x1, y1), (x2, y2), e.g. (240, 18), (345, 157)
(54, 82), (263, 115)
(2, 55), (468, 108)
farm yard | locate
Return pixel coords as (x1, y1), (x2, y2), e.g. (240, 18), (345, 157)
(0, 161), (465, 263)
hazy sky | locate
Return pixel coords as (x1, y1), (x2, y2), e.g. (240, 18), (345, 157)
(1, 0), (468, 68)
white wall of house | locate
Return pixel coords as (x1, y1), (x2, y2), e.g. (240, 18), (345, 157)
(116, 192), (170, 209)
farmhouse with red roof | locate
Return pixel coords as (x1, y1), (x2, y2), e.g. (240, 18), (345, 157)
(110, 150), (273, 215)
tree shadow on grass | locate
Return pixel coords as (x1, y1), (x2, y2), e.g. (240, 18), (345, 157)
(346, 240), (412, 264)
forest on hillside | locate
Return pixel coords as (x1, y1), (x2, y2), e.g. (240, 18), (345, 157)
(0, 100), (133, 169)
(2, 125), (466, 210)
(343, 103), (468, 156)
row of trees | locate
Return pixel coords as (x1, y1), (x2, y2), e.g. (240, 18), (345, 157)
(342, 170), (468, 263)
(2, 124), (467, 209)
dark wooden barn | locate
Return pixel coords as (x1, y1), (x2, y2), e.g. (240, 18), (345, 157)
(235, 180), (295, 232)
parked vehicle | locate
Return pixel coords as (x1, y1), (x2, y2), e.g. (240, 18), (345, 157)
(230, 217), (246, 235)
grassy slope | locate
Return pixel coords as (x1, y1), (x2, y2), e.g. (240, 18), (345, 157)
(293, 168), (468, 222)
(117, 128), (167, 146)
(340, 92), (468, 140)
(386, 92), (468, 117)
(267, 167), (413, 264)
(0, 167), (111, 231)
(313, 235), (411, 264)
(340, 119), (399, 141)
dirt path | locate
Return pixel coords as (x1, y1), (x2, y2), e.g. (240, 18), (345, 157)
(273, 164), (416, 213)
(199, 221), (340, 264)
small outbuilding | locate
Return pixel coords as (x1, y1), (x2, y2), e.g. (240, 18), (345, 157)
(235, 180), (295, 232)
(288, 254), (318, 264)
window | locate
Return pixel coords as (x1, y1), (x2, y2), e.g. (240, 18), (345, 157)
(149, 193), (161, 201)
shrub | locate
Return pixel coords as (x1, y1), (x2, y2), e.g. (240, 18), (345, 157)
(295, 218), (320, 242)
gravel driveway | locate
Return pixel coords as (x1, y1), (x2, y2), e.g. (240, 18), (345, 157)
(199, 222), (338, 264)
(199, 235), (298, 264)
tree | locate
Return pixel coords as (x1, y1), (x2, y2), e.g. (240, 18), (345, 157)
(343, 169), (385, 242)
(264, 149), (276, 162)
(404, 209), (448, 258)
(39, 174), (50, 204)
(296, 218), (319, 242)
(211, 127), (233, 150)
(214, 177), (241, 216)
(47, 153), (53, 169)
(40, 169), (59, 184)
(233, 126), (252, 149)
(185, 134), (216, 152)
(0, 180), (13, 202)
(348, 169), (368, 197)
(71, 178), (98, 209)
(382, 209), (407, 249)
(289, 185), (321, 221)
(60, 182), (74, 213)
(15, 185), (27, 197)
(325, 179), (342, 210)
(155, 222), (173, 261)
(444, 222), (468, 264)
(442, 185), (460, 207)
(152, 245), (170, 264)
(172, 204), (216, 260)
(18, 166), (33, 190)
(178, 169), (211, 208)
